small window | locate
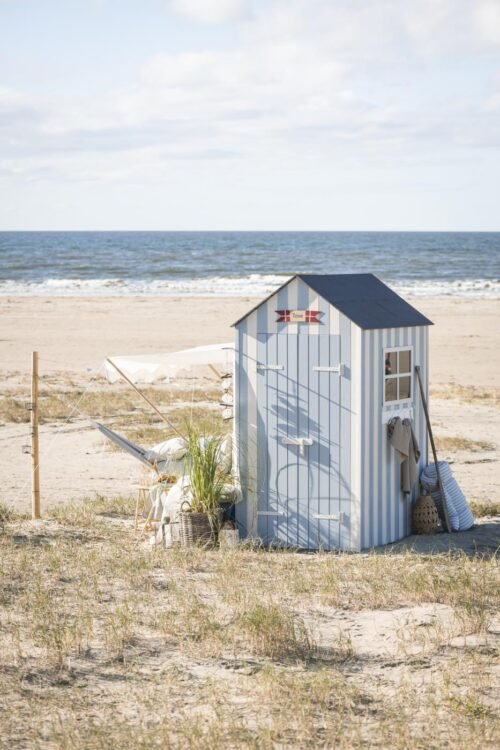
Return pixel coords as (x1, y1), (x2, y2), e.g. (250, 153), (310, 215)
(384, 349), (412, 403)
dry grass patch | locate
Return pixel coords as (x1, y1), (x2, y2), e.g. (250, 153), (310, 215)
(209, 547), (499, 618)
(158, 588), (225, 656)
(46, 495), (135, 529)
(435, 435), (496, 452)
(110, 406), (224, 448)
(470, 500), (500, 518)
(250, 666), (369, 746)
(314, 552), (498, 626)
(236, 601), (314, 661)
(28, 587), (95, 669)
(0, 501), (30, 529)
(0, 384), (221, 425)
(0, 499), (499, 749)
(431, 384), (500, 407)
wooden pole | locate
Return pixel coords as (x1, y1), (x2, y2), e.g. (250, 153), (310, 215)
(105, 357), (185, 439)
(208, 363), (221, 379)
(415, 365), (451, 533)
(31, 351), (41, 519)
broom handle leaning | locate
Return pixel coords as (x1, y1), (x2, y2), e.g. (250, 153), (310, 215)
(415, 365), (451, 533)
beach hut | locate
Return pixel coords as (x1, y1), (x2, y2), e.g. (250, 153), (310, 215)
(233, 273), (433, 550)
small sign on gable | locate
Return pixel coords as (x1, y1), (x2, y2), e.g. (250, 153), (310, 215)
(276, 309), (321, 323)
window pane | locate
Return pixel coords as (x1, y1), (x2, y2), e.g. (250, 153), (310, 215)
(399, 376), (411, 400)
(385, 351), (397, 376)
(399, 350), (411, 374)
(385, 378), (398, 401)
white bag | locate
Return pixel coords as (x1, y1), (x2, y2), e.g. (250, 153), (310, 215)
(217, 434), (232, 474)
(145, 437), (188, 463)
(159, 476), (192, 523)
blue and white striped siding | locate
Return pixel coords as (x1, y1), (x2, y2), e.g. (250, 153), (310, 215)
(349, 322), (362, 551)
(234, 276), (428, 551)
(235, 277), (358, 550)
(358, 325), (429, 549)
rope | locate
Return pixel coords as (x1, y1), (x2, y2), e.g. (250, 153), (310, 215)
(39, 356), (104, 371)
(17, 364), (106, 499)
(17, 355), (226, 510)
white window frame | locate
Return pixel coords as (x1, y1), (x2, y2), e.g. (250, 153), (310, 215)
(383, 346), (413, 406)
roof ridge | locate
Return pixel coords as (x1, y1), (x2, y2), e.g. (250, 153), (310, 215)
(232, 273), (433, 329)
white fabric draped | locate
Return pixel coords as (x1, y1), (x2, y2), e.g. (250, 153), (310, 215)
(104, 343), (234, 384)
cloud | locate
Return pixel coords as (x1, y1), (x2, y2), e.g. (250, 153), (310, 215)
(168, 0), (250, 25)
(1, 0), (499, 191)
(474, 0), (500, 48)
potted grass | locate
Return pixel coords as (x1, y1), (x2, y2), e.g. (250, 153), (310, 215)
(179, 426), (227, 547)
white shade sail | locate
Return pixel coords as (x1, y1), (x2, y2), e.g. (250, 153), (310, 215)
(104, 343), (234, 384)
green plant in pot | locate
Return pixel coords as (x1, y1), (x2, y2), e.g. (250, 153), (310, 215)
(179, 425), (228, 547)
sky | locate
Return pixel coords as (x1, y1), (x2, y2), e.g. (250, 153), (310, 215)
(1, 0), (499, 231)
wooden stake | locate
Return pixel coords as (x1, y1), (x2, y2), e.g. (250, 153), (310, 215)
(208, 363), (221, 379)
(105, 357), (185, 439)
(31, 351), (41, 519)
(415, 365), (451, 533)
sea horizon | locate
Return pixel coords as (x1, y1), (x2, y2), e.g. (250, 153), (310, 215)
(1, 230), (499, 299)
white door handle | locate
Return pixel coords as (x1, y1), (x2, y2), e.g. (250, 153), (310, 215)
(313, 364), (345, 375)
(281, 437), (313, 456)
(313, 512), (346, 523)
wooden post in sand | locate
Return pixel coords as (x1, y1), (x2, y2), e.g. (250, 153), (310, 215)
(31, 351), (41, 519)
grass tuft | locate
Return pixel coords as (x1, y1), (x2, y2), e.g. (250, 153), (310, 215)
(430, 384), (500, 407)
(434, 435), (495, 452)
(237, 601), (314, 661)
(469, 500), (500, 518)
(47, 495), (135, 527)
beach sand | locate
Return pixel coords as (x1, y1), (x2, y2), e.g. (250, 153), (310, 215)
(0, 295), (499, 513)
(1, 295), (499, 748)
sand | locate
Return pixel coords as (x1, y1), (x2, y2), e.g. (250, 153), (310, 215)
(1, 295), (499, 747)
(1, 295), (498, 385)
(0, 295), (499, 517)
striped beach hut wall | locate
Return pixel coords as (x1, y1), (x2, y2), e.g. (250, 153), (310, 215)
(233, 273), (432, 551)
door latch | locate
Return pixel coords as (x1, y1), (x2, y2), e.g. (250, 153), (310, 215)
(313, 364), (345, 375)
(281, 437), (314, 456)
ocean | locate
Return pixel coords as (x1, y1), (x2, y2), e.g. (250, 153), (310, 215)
(0, 231), (499, 298)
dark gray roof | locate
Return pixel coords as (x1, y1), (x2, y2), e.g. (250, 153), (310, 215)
(232, 273), (433, 329)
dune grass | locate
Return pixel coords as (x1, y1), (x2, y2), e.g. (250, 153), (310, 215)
(108, 406), (223, 449)
(0, 496), (498, 748)
(430, 384), (500, 407)
(434, 435), (496, 452)
(0, 385), (221, 425)
(469, 500), (500, 518)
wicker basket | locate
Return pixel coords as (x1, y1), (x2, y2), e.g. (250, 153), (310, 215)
(412, 494), (439, 535)
(179, 511), (213, 547)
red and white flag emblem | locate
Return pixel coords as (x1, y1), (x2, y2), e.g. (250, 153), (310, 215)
(276, 309), (321, 323)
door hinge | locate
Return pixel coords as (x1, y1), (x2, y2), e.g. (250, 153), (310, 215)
(257, 364), (284, 371)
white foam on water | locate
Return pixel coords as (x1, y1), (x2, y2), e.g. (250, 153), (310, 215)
(0, 275), (290, 297)
(391, 278), (500, 299)
(0, 275), (498, 298)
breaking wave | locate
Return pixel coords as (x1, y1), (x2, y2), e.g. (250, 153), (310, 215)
(0, 276), (498, 298)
